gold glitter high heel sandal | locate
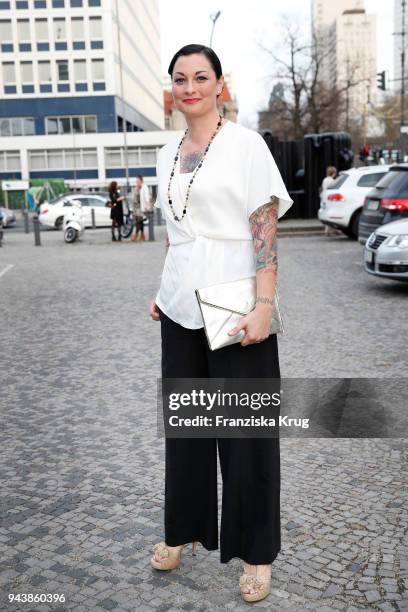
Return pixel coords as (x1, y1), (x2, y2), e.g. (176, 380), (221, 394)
(239, 564), (272, 603)
(150, 541), (198, 570)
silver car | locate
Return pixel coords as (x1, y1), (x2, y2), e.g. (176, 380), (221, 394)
(364, 218), (408, 281)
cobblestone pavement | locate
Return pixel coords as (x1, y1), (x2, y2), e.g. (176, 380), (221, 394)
(1, 227), (407, 611)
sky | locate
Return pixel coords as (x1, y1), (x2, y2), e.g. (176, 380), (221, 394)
(158, 0), (394, 129)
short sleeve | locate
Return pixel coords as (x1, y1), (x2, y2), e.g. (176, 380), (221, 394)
(246, 133), (293, 220)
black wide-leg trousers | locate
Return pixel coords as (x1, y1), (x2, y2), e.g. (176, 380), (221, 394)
(159, 308), (281, 564)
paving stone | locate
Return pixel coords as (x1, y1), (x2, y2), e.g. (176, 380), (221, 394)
(1, 228), (407, 611)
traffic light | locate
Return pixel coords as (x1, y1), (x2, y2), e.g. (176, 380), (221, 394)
(377, 70), (386, 91)
(358, 146), (369, 161)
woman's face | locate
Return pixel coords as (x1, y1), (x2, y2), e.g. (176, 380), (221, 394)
(171, 53), (223, 117)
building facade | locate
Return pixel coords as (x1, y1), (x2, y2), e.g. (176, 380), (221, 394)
(0, 0), (170, 190)
(311, 0), (376, 120)
(0, 0), (163, 135)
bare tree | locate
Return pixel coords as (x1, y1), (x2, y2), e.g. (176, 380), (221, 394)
(256, 18), (372, 138)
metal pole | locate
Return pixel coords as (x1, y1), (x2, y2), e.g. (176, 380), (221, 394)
(115, 0), (130, 194)
(401, 0), (406, 160)
(32, 213), (41, 246)
(73, 128), (77, 190)
(147, 210), (155, 241)
(91, 207), (96, 229)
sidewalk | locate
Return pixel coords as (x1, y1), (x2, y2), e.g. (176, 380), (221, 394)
(0, 228), (406, 611)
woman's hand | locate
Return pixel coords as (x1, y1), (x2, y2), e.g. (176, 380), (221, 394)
(228, 303), (272, 346)
(150, 301), (160, 321)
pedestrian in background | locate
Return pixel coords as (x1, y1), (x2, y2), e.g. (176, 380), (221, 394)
(108, 181), (126, 242)
(321, 166), (337, 192)
(320, 167), (341, 236)
(131, 175), (151, 241)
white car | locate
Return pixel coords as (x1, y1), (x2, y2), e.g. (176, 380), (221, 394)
(318, 166), (390, 238)
(39, 193), (111, 229)
(0, 206), (16, 228)
(364, 218), (408, 282)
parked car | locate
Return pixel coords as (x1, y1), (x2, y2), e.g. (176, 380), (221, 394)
(0, 206), (16, 228)
(318, 165), (390, 239)
(39, 192), (111, 229)
(363, 218), (408, 281)
(358, 165), (408, 244)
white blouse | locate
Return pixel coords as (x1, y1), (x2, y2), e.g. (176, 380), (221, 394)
(154, 119), (293, 329)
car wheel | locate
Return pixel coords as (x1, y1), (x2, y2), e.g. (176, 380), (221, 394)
(55, 216), (64, 230)
(64, 227), (77, 243)
(350, 211), (361, 240)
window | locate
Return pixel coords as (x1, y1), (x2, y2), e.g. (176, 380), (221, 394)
(23, 117), (35, 135)
(53, 18), (66, 41)
(11, 118), (23, 136)
(45, 115), (97, 134)
(71, 17), (84, 39)
(91, 58), (104, 80)
(59, 117), (71, 134)
(0, 151), (20, 172)
(35, 19), (48, 40)
(105, 149), (122, 167)
(72, 116), (83, 133)
(89, 15), (102, 38)
(375, 171), (401, 189)
(17, 19), (30, 42)
(29, 148), (97, 170)
(0, 119), (10, 136)
(84, 115), (96, 132)
(0, 20), (11, 43)
(29, 151), (46, 169)
(105, 147), (158, 167)
(327, 174), (348, 189)
(2, 62), (15, 83)
(140, 148), (156, 165)
(0, 118), (33, 137)
(357, 172), (387, 188)
(21, 61), (33, 83)
(57, 60), (69, 80)
(38, 60), (51, 81)
(74, 59), (86, 80)
(45, 117), (58, 134)
(82, 149), (97, 166)
(48, 149), (64, 169)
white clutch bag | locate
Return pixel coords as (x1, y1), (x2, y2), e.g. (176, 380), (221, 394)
(195, 276), (284, 351)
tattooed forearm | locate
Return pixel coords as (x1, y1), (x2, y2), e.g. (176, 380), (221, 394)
(180, 150), (205, 174)
(249, 196), (279, 274)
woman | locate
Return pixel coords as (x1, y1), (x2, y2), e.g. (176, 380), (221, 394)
(131, 175), (151, 241)
(149, 44), (293, 603)
(108, 181), (126, 242)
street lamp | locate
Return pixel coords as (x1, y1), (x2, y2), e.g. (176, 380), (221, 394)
(209, 11), (221, 47)
(114, 0), (130, 195)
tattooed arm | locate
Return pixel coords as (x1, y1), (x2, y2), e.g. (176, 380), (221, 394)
(250, 195), (279, 306)
(228, 196), (279, 346)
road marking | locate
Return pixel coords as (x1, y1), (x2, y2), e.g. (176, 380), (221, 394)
(0, 264), (14, 278)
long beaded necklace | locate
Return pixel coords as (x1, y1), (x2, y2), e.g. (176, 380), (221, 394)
(167, 114), (224, 222)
